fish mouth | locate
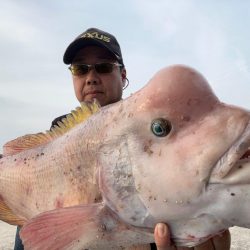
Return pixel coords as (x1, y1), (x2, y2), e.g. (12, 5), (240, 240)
(210, 122), (250, 183)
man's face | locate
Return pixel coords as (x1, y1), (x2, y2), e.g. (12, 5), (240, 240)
(71, 46), (126, 107)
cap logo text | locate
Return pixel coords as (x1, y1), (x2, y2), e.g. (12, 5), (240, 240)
(81, 32), (110, 43)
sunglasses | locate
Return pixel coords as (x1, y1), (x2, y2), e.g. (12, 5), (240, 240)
(68, 62), (123, 76)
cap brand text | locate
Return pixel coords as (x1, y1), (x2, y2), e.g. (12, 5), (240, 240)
(81, 32), (111, 43)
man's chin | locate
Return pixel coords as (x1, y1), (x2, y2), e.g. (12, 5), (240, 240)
(83, 96), (105, 106)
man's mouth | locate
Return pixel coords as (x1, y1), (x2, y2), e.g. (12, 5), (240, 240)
(85, 90), (104, 96)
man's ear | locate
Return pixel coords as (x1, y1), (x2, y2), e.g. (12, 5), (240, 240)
(121, 68), (129, 90)
(121, 68), (127, 86)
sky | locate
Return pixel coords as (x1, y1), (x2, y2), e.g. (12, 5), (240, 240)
(0, 0), (250, 152)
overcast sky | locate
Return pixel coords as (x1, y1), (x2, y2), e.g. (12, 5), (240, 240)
(0, 0), (250, 152)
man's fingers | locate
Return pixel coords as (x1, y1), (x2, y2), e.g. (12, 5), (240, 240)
(211, 230), (231, 250)
(194, 239), (214, 250)
(154, 224), (230, 250)
(193, 230), (230, 250)
(154, 223), (172, 250)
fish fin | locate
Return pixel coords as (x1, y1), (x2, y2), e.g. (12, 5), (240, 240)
(2, 133), (53, 156)
(49, 100), (100, 136)
(3, 101), (100, 156)
(0, 199), (26, 226)
(20, 203), (153, 250)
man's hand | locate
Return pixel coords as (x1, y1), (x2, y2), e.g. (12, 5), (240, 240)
(154, 223), (231, 250)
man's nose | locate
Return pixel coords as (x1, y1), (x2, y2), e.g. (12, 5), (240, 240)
(86, 68), (100, 85)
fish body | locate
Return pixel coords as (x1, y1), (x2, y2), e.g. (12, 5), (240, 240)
(0, 65), (250, 249)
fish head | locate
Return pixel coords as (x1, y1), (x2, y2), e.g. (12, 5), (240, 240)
(128, 65), (250, 220)
(100, 65), (250, 228)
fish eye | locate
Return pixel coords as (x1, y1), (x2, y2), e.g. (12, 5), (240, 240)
(151, 118), (172, 137)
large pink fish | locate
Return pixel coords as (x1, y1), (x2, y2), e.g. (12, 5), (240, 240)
(0, 65), (250, 249)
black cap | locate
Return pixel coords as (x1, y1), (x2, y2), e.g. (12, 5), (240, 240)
(63, 28), (124, 66)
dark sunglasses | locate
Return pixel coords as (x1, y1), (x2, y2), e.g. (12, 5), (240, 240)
(68, 62), (123, 76)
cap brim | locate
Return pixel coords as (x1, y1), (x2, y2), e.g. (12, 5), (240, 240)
(63, 38), (121, 64)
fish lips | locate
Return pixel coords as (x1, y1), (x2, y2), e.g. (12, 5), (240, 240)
(209, 121), (250, 184)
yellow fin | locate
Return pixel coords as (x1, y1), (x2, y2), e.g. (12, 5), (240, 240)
(48, 100), (100, 136)
(3, 101), (100, 156)
(0, 200), (26, 226)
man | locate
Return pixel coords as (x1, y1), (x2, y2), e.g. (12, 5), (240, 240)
(14, 28), (230, 250)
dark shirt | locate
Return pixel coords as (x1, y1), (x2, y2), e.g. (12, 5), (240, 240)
(14, 226), (23, 250)
(51, 114), (67, 128)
